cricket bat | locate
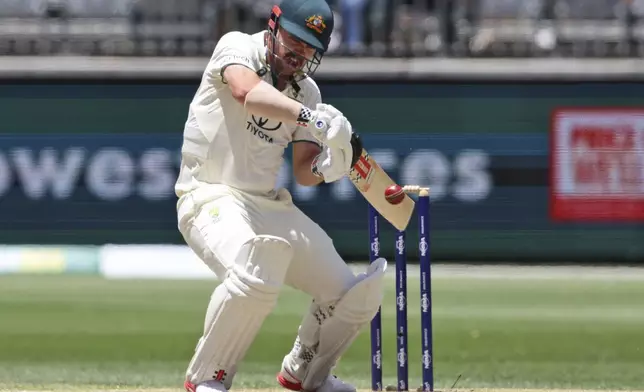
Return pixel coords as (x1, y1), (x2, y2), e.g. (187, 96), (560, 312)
(348, 148), (415, 231)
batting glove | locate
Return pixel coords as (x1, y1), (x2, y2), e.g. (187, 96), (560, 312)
(297, 103), (352, 149)
(311, 145), (350, 183)
(312, 133), (364, 183)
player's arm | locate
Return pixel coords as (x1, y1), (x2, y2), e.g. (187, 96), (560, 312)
(292, 141), (323, 186)
(223, 65), (305, 125)
(220, 57), (344, 141)
(214, 36), (348, 148)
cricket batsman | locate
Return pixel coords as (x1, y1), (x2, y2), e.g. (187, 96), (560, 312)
(175, 1), (388, 392)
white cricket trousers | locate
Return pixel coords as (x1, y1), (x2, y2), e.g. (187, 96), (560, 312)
(176, 184), (356, 304)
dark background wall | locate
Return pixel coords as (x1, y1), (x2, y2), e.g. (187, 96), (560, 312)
(0, 79), (642, 263)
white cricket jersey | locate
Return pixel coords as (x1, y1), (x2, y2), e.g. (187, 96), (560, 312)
(175, 30), (322, 199)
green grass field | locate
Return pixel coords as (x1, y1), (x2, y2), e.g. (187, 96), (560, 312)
(1, 266), (643, 392)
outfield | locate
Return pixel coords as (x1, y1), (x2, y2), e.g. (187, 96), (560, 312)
(1, 265), (643, 391)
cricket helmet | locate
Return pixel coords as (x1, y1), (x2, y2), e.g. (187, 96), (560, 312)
(266, 0), (334, 80)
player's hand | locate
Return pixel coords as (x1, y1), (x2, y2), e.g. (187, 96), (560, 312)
(311, 130), (364, 183)
(305, 104), (352, 149)
(311, 144), (352, 183)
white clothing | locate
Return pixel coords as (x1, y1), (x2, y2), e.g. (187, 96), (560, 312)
(175, 29), (366, 390)
(177, 185), (355, 303)
(175, 30), (321, 199)
(175, 29), (356, 300)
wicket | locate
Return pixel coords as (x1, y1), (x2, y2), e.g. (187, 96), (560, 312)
(369, 186), (433, 392)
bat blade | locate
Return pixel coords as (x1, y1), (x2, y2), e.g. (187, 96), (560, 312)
(348, 148), (415, 231)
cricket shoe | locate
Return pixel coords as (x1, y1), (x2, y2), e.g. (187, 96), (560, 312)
(277, 371), (356, 392)
(184, 380), (227, 392)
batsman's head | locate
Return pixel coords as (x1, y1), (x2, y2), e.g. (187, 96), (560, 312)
(266, 0), (334, 81)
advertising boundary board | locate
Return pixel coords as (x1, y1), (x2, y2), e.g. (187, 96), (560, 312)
(0, 245), (100, 275)
(0, 131), (642, 263)
(550, 107), (644, 222)
(1, 76), (643, 264)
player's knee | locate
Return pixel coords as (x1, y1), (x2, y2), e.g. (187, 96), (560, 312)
(224, 235), (293, 304)
(334, 257), (387, 324)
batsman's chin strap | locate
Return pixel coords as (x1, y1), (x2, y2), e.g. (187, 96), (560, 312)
(290, 79), (301, 99)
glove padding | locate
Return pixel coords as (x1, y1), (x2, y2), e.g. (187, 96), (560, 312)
(311, 145), (350, 183)
(312, 133), (364, 183)
(307, 104), (352, 149)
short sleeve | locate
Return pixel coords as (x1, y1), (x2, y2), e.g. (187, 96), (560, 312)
(292, 80), (322, 147)
(206, 31), (260, 84)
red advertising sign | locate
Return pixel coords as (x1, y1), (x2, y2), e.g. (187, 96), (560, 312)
(550, 108), (644, 221)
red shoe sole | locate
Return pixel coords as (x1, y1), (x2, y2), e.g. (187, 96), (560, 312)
(276, 372), (303, 391)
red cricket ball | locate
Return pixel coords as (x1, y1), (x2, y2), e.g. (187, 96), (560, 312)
(384, 184), (405, 205)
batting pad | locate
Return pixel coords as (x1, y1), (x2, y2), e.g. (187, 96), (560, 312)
(296, 258), (387, 391)
(186, 235), (293, 388)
